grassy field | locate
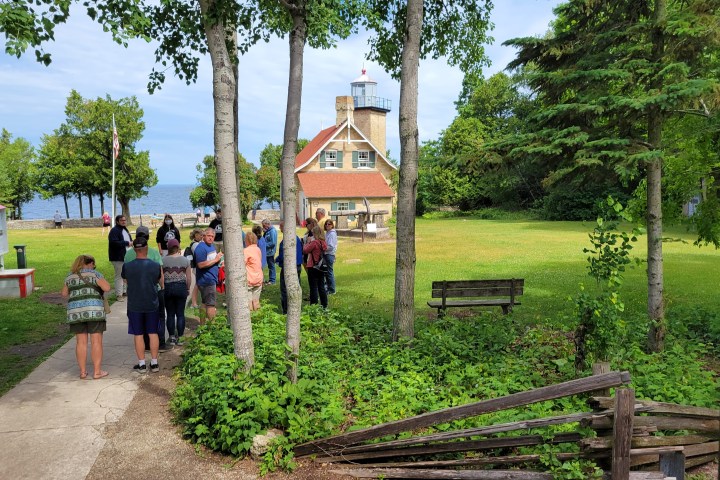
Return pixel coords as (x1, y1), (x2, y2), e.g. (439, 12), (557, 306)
(2, 217), (718, 394)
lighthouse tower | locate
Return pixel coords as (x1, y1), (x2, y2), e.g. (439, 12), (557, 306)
(350, 69), (391, 155)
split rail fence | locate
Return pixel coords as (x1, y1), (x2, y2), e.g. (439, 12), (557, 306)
(293, 372), (719, 479)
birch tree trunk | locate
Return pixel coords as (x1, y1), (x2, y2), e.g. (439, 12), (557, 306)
(199, 0), (254, 368)
(646, 0), (666, 353)
(280, 1), (306, 383)
(392, 0), (423, 342)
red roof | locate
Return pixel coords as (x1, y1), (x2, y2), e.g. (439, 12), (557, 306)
(295, 125), (341, 169)
(297, 172), (394, 198)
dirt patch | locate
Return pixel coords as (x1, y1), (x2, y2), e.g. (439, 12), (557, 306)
(7, 327), (69, 357)
(39, 291), (67, 306)
(86, 318), (350, 480)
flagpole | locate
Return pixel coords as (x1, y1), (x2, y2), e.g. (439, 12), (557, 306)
(111, 115), (117, 221)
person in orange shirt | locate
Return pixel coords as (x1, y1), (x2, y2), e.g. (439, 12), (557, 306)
(244, 231), (264, 311)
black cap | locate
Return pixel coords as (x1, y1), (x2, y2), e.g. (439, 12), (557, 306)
(133, 237), (148, 249)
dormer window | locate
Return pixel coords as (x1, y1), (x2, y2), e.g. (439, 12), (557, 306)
(320, 149), (343, 169)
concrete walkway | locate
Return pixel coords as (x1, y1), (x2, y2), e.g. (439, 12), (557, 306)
(0, 301), (141, 480)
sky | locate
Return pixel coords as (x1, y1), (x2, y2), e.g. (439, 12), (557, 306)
(0, 0), (561, 185)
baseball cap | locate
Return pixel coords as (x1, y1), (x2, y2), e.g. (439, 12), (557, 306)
(136, 225), (150, 238)
(133, 237), (148, 249)
(167, 238), (180, 249)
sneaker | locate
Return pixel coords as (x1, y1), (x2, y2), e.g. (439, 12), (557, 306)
(133, 364), (147, 373)
(159, 344), (170, 353)
(175, 337), (184, 346)
(150, 363), (159, 373)
(169, 336), (177, 345)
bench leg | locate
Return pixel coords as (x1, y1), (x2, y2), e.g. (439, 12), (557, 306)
(501, 305), (510, 315)
(438, 308), (446, 319)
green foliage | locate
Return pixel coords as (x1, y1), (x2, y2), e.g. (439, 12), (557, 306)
(0, 129), (34, 219)
(574, 198), (641, 371)
(667, 306), (720, 355)
(189, 153), (257, 215)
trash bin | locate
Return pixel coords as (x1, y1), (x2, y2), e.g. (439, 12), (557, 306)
(14, 245), (26, 269)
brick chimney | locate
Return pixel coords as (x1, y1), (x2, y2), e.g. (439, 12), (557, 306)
(335, 96), (354, 126)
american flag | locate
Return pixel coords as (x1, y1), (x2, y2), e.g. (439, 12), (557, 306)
(112, 125), (120, 160)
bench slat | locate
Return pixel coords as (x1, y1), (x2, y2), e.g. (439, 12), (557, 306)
(431, 279), (524, 290)
(431, 287), (524, 298)
(428, 299), (522, 308)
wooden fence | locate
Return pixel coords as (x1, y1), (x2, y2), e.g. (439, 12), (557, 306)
(292, 372), (719, 479)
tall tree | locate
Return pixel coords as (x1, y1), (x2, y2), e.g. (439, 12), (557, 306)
(34, 133), (79, 218)
(364, 0), (493, 340)
(257, 140), (307, 208)
(0, 129), (34, 219)
(505, 0), (720, 351)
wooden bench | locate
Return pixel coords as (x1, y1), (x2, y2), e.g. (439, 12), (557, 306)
(428, 279), (524, 316)
(180, 217), (196, 228)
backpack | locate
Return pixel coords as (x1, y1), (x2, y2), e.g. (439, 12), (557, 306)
(312, 247), (329, 273)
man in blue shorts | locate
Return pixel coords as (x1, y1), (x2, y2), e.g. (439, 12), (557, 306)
(122, 236), (164, 373)
(194, 228), (223, 322)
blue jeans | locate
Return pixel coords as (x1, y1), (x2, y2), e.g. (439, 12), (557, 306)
(267, 254), (277, 283)
(324, 254), (336, 294)
(280, 265), (303, 314)
(164, 283), (188, 337)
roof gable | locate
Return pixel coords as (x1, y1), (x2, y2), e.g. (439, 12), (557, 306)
(294, 121), (397, 172)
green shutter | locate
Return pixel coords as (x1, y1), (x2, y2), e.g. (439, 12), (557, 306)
(331, 202), (338, 211)
(336, 151), (343, 168)
(349, 201), (356, 210)
(369, 151), (376, 168)
(352, 151), (358, 168)
(319, 151), (326, 169)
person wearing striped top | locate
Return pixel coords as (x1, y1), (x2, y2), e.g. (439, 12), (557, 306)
(61, 255), (111, 380)
(162, 238), (191, 345)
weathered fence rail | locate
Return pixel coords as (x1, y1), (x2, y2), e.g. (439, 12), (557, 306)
(295, 371), (719, 479)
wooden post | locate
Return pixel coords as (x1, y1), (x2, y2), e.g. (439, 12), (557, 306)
(659, 451), (685, 480)
(612, 388), (635, 480)
(592, 362), (611, 397)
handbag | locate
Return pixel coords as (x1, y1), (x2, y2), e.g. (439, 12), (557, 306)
(80, 272), (111, 314)
(102, 294), (112, 314)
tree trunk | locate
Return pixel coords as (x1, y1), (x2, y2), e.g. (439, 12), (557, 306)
(119, 197), (131, 223)
(78, 193), (84, 219)
(88, 193), (95, 217)
(392, 0), (423, 342)
(281, 7), (307, 383)
(199, 0), (255, 369)
(646, 0), (666, 353)
(99, 194), (105, 215)
(63, 194), (69, 218)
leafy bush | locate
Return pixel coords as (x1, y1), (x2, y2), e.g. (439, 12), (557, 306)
(667, 305), (720, 354)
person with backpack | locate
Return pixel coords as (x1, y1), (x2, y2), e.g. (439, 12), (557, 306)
(302, 224), (328, 309)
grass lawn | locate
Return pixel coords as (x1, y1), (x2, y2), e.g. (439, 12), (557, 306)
(2, 217), (718, 395)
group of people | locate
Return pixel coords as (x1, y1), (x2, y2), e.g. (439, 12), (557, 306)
(63, 208), (339, 379)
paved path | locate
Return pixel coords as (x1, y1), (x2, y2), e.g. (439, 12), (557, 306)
(0, 301), (141, 480)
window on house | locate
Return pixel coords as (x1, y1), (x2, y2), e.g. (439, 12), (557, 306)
(337, 201), (350, 211)
(358, 151), (369, 168)
(325, 150), (337, 168)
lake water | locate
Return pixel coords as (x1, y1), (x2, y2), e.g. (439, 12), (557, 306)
(22, 184), (196, 220)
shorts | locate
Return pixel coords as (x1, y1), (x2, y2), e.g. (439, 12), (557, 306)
(54, 222), (62, 227)
(127, 311), (161, 335)
(199, 284), (217, 306)
(70, 321), (107, 334)
(248, 284), (262, 302)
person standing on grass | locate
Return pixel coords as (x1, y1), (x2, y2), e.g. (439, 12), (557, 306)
(303, 224), (328, 309)
(194, 228), (223, 322)
(53, 210), (63, 229)
(185, 228), (204, 309)
(243, 231), (264, 311)
(324, 219), (337, 295)
(156, 214), (180, 256)
(276, 220), (303, 314)
(108, 214), (132, 300)
(62, 254), (111, 380)
(195, 208), (202, 223)
(122, 236), (163, 374)
(209, 208), (224, 252)
(251, 224), (267, 269)
(101, 211), (111, 236)
(262, 219), (278, 285)
(162, 238), (191, 345)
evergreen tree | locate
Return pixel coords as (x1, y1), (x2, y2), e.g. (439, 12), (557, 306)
(504, 0), (720, 351)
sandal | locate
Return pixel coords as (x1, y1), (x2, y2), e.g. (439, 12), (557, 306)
(79, 371), (88, 380)
(93, 371), (110, 380)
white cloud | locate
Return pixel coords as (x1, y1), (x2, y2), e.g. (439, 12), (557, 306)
(0, 0), (560, 183)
